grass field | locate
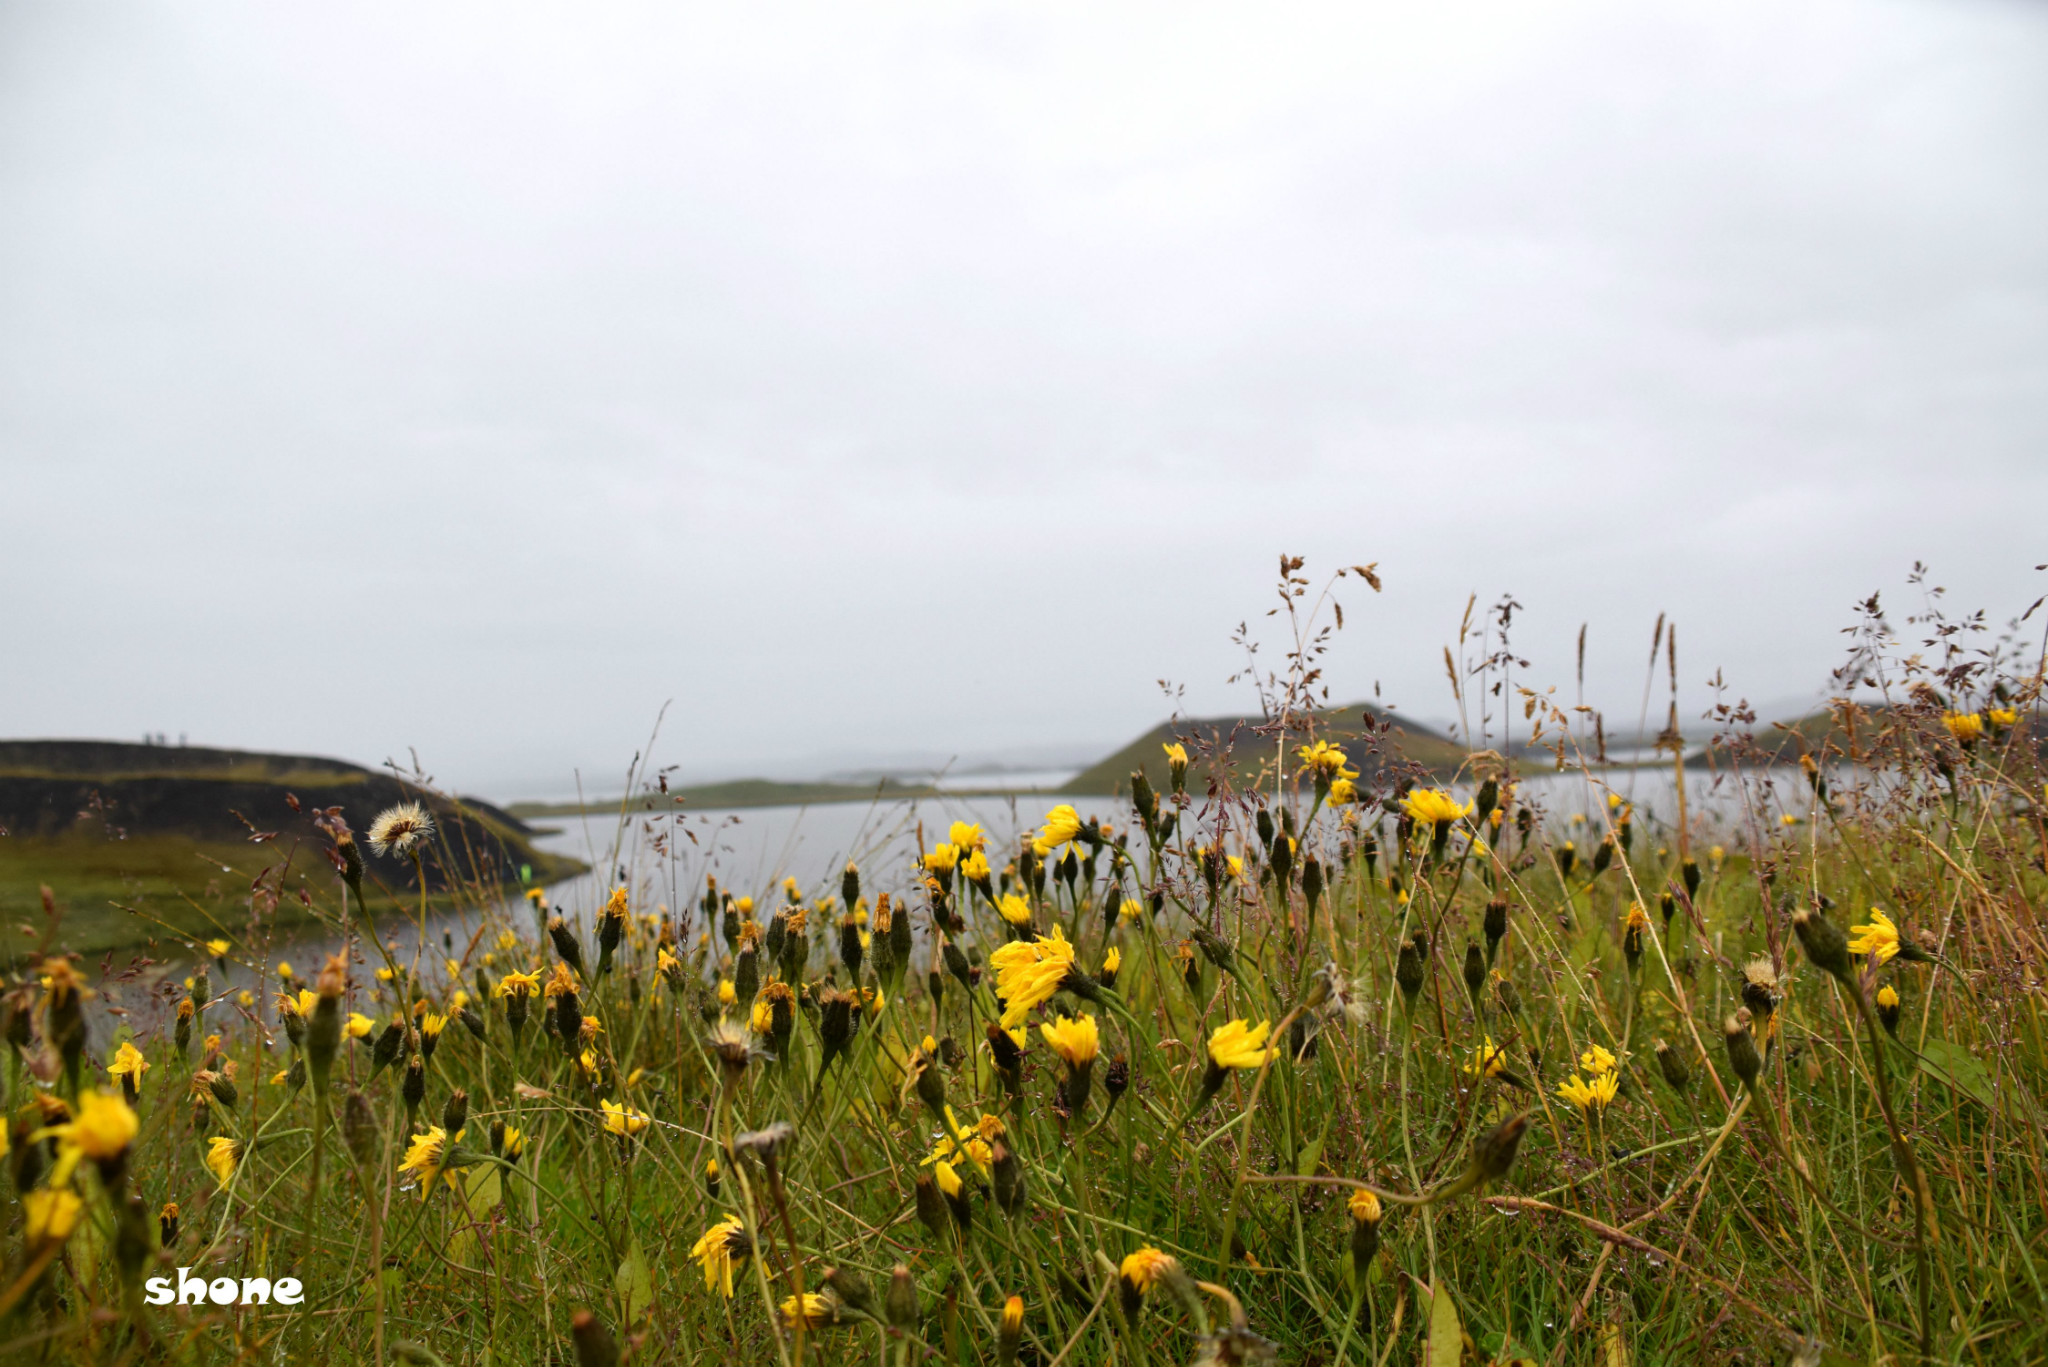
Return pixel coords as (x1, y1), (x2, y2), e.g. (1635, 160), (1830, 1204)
(2, 565), (2044, 1367)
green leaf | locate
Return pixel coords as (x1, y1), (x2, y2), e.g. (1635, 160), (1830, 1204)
(1919, 1039), (1995, 1110)
(1429, 1279), (1462, 1367)
(1295, 1134), (1326, 1177)
(615, 1239), (654, 1326)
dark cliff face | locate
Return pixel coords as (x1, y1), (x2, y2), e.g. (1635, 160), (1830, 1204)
(0, 741), (550, 893)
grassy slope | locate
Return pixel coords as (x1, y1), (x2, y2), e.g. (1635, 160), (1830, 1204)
(1062, 702), (1468, 796)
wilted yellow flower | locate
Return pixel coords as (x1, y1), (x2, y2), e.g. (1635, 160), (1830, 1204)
(691, 1215), (751, 1297)
(544, 962), (576, 999)
(600, 1099), (650, 1138)
(205, 1136), (243, 1189)
(107, 1041), (150, 1091)
(1557, 1070), (1619, 1114)
(996, 893), (1033, 927)
(1402, 789), (1472, 826)
(1032, 804), (1084, 857)
(988, 927), (1078, 1028)
(1040, 1014), (1099, 1067)
(1347, 1187), (1381, 1224)
(1847, 908), (1900, 965)
(1207, 1019), (1277, 1071)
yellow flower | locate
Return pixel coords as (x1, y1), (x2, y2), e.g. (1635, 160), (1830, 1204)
(525, 887), (547, 907)
(1989, 706), (2019, 728)
(1579, 1044), (1618, 1075)
(1032, 804), (1084, 857)
(346, 1012), (375, 1039)
(996, 893), (1033, 926)
(1120, 1247), (1178, 1294)
(600, 1099), (650, 1138)
(1348, 1187), (1381, 1224)
(1624, 903), (1649, 933)
(925, 1106), (1002, 1172)
(1328, 777), (1359, 805)
(781, 1292), (835, 1331)
(1402, 789), (1473, 826)
(293, 988), (318, 1017)
(718, 979), (737, 1008)
(1225, 854), (1244, 881)
(205, 938), (231, 958)
(276, 961), (294, 981)
(751, 996), (775, 1034)
(205, 1136), (243, 1190)
(1040, 1014), (1100, 1067)
(39, 1088), (138, 1163)
(1710, 844), (1725, 865)
(1162, 742), (1188, 769)
(691, 1215), (751, 1297)
(656, 946), (681, 977)
(544, 962), (576, 999)
(107, 1041), (150, 1091)
(1464, 1036), (1508, 1079)
(1876, 983), (1900, 1009)
(1557, 1070), (1619, 1114)
(1003, 1294), (1024, 1336)
(933, 1159), (965, 1199)
(1207, 1019), (1277, 1071)
(950, 821), (988, 851)
(961, 850), (992, 885)
(1296, 739), (1351, 777)
(22, 1188), (83, 1246)
(1847, 908), (1900, 965)
(497, 929), (520, 950)
(924, 844), (959, 873)
(1101, 946), (1121, 977)
(398, 1127), (450, 1197)
(988, 927), (1078, 1028)
(1942, 711), (1984, 744)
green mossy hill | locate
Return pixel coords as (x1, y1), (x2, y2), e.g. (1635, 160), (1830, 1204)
(1062, 702), (1468, 797)
(1686, 701), (2040, 769)
(0, 741), (583, 955)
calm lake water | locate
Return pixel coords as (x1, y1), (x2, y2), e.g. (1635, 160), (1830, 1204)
(98, 761), (1825, 1037)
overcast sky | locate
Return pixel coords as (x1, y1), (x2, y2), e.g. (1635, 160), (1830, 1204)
(4, 1), (2045, 798)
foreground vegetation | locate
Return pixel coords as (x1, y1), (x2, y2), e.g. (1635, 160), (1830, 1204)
(3, 563), (2045, 1366)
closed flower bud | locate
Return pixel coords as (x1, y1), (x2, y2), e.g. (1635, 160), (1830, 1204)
(1474, 777), (1499, 826)
(1495, 975), (1521, 1017)
(1792, 907), (1852, 981)
(1590, 836), (1613, 876)
(343, 1089), (377, 1165)
(571, 1309), (618, 1367)
(1347, 1188), (1382, 1275)
(1482, 898), (1508, 960)
(286, 1055), (307, 1093)
(885, 1264), (919, 1329)
(1682, 858), (1701, 897)
(1654, 1038), (1690, 1092)
(915, 1058), (947, 1116)
(159, 1201), (180, 1248)
(402, 1053), (426, 1117)
(1724, 1011), (1762, 1090)
(1462, 942), (1485, 1006)
(915, 1173), (947, 1240)
(824, 1266), (873, 1317)
(442, 1088), (469, 1137)
(372, 1019), (406, 1079)
(999, 1295), (1024, 1367)
(208, 1072), (239, 1109)
(1301, 857), (1323, 917)
(1470, 1112), (1527, 1187)
(841, 861), (861, 910)
(838, 917), (864, 981)
(554, 989), (584, 1052)
(992, 1141), (1026, 1216)
(459, 1005), (486, 1041)
(1876, 983), (1901, 1038)
(1395, 935), (1426, 1007)
(548, 917), (584, 975)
